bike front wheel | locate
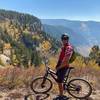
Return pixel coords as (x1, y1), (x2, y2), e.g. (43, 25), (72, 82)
(67, 78), (92, 99)
(31, 76), (53, 94)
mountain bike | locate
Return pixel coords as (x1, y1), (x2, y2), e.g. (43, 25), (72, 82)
(30, 56), (92, 99)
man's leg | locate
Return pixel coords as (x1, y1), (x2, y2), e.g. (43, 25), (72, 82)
(58, 83), (63, 96)
(56, 67), (68, 96)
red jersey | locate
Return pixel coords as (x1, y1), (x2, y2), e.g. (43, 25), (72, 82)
(59, 43), (73, 66)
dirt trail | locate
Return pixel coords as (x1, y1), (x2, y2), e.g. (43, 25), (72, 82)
(0, 87), (100, 100)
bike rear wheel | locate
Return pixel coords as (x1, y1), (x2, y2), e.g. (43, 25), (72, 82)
(31, 76), (53, 94)
(67, 78), (92, 99)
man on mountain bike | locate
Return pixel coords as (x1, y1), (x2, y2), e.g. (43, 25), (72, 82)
(56, 33), (73, 98)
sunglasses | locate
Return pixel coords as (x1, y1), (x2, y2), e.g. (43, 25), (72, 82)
(61, 37), (68, 41)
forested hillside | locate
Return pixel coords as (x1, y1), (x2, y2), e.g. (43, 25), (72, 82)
(0, 9), (59, 68)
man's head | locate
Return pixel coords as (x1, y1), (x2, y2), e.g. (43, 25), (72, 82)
(61, 33), (69, 45)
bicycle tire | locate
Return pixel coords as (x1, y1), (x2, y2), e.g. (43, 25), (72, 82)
(67, 78), (92, 99)
(31, 76), (53, 94)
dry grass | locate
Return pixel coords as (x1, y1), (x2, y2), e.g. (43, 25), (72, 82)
(0, 66), (35, 89)
(0, 56), (100, 93)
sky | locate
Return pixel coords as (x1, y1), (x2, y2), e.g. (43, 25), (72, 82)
(0, 0), (100, 21)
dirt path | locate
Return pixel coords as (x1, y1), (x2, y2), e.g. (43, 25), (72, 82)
(0, 88), (100, 100)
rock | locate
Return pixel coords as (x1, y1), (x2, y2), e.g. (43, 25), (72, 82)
(0, 54), (11, 66)
(0, 65), (4, 68)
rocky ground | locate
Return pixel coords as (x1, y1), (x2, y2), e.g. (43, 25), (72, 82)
(0, 87), (100, 100)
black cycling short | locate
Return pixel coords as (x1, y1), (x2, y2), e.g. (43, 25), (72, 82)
(56, 67), (68, 83)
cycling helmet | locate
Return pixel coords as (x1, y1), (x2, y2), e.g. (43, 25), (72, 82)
(61, 33), (69, 40)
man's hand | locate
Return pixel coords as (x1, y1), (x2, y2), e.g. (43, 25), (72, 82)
(56, 59), (68, 71)
(56, 61), (68, 71)
(56, 65), (62, 71)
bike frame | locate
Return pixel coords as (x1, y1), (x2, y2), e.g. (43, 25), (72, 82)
(42, 66), (81, 92)
(43, 65), (74, 84)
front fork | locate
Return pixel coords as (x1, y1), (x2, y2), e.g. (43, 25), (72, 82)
(41, 72), (48, 87)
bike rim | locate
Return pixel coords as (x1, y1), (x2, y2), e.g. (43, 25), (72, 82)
(68, 79), (92, 99)
(31, 77), (52, 93)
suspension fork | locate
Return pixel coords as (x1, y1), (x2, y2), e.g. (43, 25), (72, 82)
(41, 71), (49, 86)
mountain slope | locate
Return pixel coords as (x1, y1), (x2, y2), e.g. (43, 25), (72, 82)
(0, 9), (59, 67)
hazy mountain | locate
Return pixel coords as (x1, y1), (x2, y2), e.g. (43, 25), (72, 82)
(41, 19), (100, 45)
(41, 19), (100, 56)
(43, 24), (88, 46)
